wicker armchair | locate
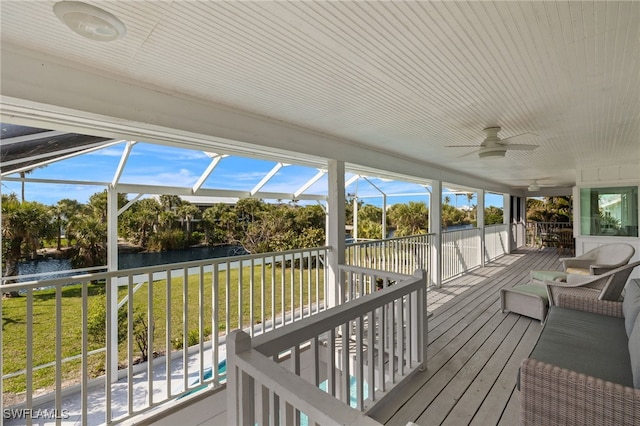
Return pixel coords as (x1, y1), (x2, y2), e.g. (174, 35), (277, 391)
(545, 260), (640, 306)
(560, 242), (635, 275)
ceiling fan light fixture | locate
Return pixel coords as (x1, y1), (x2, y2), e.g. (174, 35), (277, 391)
(528, 183), (541, 191)
(478, 148), (506, 159)
(53, 1), (126, 42)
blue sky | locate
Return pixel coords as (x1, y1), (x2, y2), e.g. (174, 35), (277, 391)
(3, 142), (504, 209)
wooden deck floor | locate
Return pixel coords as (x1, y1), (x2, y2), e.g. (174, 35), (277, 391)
(370, 246), (561, 426)
(145, 246), (562, 426)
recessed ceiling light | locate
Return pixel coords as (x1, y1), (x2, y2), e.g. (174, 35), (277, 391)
(53, 1), (126, 42)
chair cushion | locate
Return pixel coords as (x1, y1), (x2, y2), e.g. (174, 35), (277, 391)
(529, 306), (633, 387)
(531, 270), (568, 282)
(629, 313), (640, 388)
(623, 279), (640, 337)
(565, 267), (590, 275)
(512, 283), (549, 299)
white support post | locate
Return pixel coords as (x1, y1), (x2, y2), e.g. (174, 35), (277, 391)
(353, 197), (358, 241)
(382, 194), (387, 239)
(107, 186), (119, 381)
(430, 180), (442, 288)
(504, 193), (513, 253)
(478, 190), (485, 266)
(327, 160), (345, 307)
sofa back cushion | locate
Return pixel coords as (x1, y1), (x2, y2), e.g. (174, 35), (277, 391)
(623, 279), (640, 337)
(629, 313), (640, 388)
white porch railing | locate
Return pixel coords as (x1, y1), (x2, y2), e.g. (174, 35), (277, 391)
(346, 234), (432, 276)
(525, 221), (573, 247)
(227, 267), (427, 425)
(0, 246), (328, 424)
(441, 228), (482, 281)
(484, 224), (509, 262)
(2, 226), (515, 424)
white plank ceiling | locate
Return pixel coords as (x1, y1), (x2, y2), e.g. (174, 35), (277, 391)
(1, 1), (639, 191)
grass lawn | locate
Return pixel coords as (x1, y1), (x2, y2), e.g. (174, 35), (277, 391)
(2, 261), (324, 399)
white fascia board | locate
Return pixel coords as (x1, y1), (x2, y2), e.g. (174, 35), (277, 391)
(1, 47), (515, 195)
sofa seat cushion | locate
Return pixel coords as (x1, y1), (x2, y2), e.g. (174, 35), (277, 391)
(529, 306), (633, 387)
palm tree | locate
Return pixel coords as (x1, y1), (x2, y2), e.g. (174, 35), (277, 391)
(177, 203), (201, 241)
(444, 195), (451, 205)
(1, 195), (54, 296)
(388, 202), (429, 236)
(466, 193), (475, 219)
(71, 216), (107, 268)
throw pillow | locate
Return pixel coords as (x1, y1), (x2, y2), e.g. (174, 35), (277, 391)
(623, 280), (640, 337)
(629, 313), (640, 388)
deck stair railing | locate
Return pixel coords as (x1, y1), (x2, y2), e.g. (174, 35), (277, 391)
(227, 267), (427, 425)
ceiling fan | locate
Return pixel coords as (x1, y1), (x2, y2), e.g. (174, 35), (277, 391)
(447, 127), (539, 158)
(526, 179), (562, 192)
(528, 180), (542, 191)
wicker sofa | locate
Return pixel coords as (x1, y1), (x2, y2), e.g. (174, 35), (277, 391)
(519, 278), (640, 425)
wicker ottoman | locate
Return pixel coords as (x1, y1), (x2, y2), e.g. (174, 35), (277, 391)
(500, 284), (549, 323)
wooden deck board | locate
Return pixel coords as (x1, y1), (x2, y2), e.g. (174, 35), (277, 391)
(373, 247), (560, 426)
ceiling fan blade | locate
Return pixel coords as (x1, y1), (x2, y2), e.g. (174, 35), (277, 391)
(501, 132), (538, 144)
(503, 144), (539, 151)
(444, 145), (481, 148)
(457, 149), (480, 158)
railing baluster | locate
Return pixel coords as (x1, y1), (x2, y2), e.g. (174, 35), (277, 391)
(280, 254), (285, 327)
(225, 261), (230, 335)
(299, 257), (303, 320)
(239, 261), (244, 332)
(307, 252), (312, 318)
(199, 265), (205, 386)
(55, 286), (62, 426)
(26, 288), (33, 426)
(81, 283), (88, 422)
(341, 322), (350, 405)
(290, 258), (294, 323)
(367, 309), (375, 401)
(355, 315), (363, 410)
(261, 260), (266, 335)
(166, 269), (172, 399)
(148, 272), (154, 405)
(250, 258), (254, 337)
(213, 263), (219, 384)
(128, 274), (134, 415)
(328, 328), (336, 397)
(271, 255), (276, 332)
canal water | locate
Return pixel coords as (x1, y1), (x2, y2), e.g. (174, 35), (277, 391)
(16, 245), (241, 281)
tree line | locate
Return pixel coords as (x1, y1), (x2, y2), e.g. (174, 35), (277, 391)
(2, 190), (509, 284)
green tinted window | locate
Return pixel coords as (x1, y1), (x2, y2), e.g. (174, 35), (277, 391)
(580, 186), (638, 237)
